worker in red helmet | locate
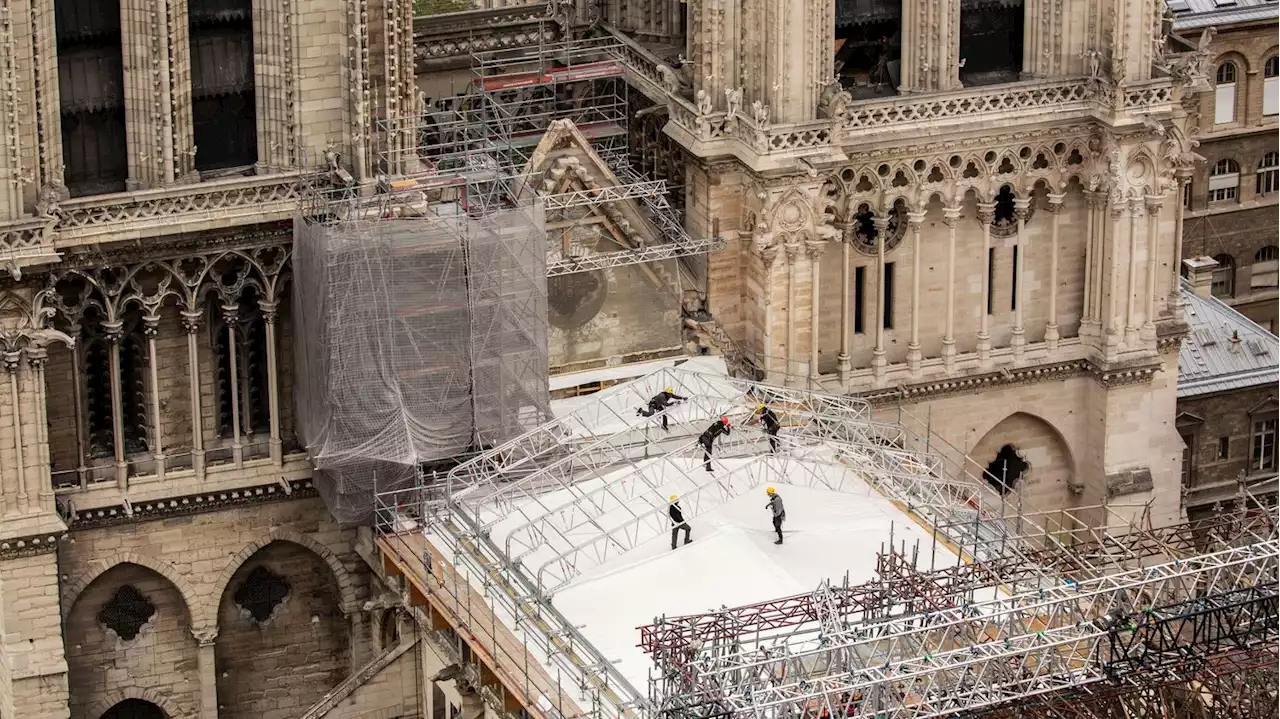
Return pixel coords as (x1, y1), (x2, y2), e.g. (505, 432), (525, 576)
(698, 416), (731, 473)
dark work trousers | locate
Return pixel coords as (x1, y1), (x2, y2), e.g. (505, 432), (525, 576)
(701, 437), (714, 472)
(662, 413), (669, 431)
(766, 427), (779, 454)
(671, 522), (691, 549)
(772, 516), (784, 543)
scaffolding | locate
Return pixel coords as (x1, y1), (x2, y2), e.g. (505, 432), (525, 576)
(372, 366), (1278, 719)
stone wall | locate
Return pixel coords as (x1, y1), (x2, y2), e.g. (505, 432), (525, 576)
(57, 494), (371, 718)
(1179, 385), (1278, 495)
(65, 564), (200, 719)
(0, 552), (68, 719)
(215, 541), (351, 719)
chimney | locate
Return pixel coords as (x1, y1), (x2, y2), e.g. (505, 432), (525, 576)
(1183, 256), (1219, 298)
(1228, 329), (1242, 353)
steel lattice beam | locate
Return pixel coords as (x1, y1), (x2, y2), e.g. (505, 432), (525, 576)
(658, 541), (1277, 719)
(541, 180), (668, 210)
(546, 235), (728, 277)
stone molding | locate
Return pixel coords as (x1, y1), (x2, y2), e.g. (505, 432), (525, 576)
(211, 527), (360, 615)
(65, 478), (317, 530)
(60, 549), (215, 631)
(0, 530), (67, 559)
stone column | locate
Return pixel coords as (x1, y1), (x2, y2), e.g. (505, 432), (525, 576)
(1144, 196), (1163, 332)
(760, 245), (779, 382)
(1081, 191), (1104, 331)
(976, 203), (995, 364)
(143, 313), (166, 479)
(1125, 199), (1143, 343)
(805, 240), (825, 383)
(836, 224), (853, 382)
(871, 216), (889, 378)
(906, 211), (925, 373)
(1168, 173), (1191, 313)
(193, 628), (219, 719)
(221, 304), (244, 467)
(28, 0), (67, 199)
(1010, 197), (1030, 360)
(169, 0), (197, 181)
(103, 321), (129, 488)
(70, 335), (90, 489)
(1044, 193), (1065, 351)
(183, 309), (207, 480)
(785, 241), (801, 386)
(27, 349), (54, 513)
(1105, 201), (1124, 348)
(261, 300), (283, 465)
(4, 352), (27, 514)
(0, 6), (21, 220)
(900, 0), (963, 92)
(941, 205), (960, 370)
(121, 0), (173, 188)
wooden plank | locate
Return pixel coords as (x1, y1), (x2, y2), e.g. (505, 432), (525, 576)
(377, 532), (589, 719)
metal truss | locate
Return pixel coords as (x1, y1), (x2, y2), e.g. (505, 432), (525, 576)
(546, 235), (729, 277)
(542, 180), (668, 211)
(660, 540), (1278, 719)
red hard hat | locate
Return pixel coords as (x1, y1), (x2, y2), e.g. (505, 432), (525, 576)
(721, 416), (730, 425)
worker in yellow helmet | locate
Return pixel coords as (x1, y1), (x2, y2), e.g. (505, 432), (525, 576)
(756, 402), (781, 454)
(668, 494), (692, 550)
(636, 386), (687, 431)
(765, 487), (785, 545)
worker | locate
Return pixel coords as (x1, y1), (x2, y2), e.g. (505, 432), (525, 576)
(637, 387), (687, 431)
(668, 494), (692, 549)
(757, 403), (781, 454)
(699, 416), (731, 472)
(765, 487), (785, 545)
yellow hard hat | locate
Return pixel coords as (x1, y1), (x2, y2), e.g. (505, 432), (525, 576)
(669, 494), (678, 501)
(664, 387), (674, 393)
(757, 403), (765, 411)
(766, 487), (775, 495)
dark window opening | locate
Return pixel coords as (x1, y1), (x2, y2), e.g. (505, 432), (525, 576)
(883, 262), (895, 329)
(189, 0), (257, 171)
(211, 294), (270, 439)
(101, 699), (167, 719)
(993, 185), (1016, 226)
(1217, 436), (1230, 460)
(986, 248), (996, 314)
(1011, 245), (1019, 311)
(983, 444), (1027, 495)
(854, 207), (878, 244)
(854, 266), (866, 334)
(83, 313), (150, 458)
(98, 585), (156, 641)
(234, 565), (290, 623)
(55, 0), (128, 197)
(1180, 433), (1195, 487)
(835, 0), (901, 98)
(959, 0), (1024, 87)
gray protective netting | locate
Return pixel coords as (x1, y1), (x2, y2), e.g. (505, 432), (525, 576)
(292, 203), (551, 525)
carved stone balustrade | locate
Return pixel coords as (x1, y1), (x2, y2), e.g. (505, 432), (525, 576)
(412, 4), (557, 71)
(0, 217), (60, 276)
(52, 174), (302, 248)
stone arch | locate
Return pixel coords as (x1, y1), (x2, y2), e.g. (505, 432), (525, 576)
(1212, 50), (1252, 77)
(212, 531), (358, 616)
(62, 552), (212, 632)
(67, 565), (201, 719)
(214, 535), (352, 719)
(969, 411), (1079, 512)
(87, 691), (182, 719)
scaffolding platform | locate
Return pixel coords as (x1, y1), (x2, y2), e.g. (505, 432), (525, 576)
(374, 366), (1280, 719)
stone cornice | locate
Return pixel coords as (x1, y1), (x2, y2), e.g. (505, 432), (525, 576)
(0, 531), (68, 560)
(50, 222), (292, 271)
(853, 352), (1163, 405)
(64, 478), (318, 531)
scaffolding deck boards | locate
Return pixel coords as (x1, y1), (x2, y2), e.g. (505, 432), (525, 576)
(378, 531), (590, 719)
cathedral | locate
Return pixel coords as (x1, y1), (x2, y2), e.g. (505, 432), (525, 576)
(0, 0), (1218, 716)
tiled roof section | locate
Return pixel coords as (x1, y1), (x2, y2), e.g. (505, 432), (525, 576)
(1178, 281), (1280, 398)
(1167, 0), (1278, 30)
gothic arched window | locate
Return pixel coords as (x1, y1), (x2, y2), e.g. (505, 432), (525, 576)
(55, 0), (128, 196)
(209, 296), (270, 441)
(189, 0), (257, 171)
(82, 311), (150, 459)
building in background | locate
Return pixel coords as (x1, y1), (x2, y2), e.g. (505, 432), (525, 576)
(1171, 0), (1279, 333)
(1177, 257), (1279, 518)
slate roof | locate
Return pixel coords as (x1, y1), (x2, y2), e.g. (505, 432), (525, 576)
(1167, 0), (1278, 30)
(1178, 280), (1280, 398)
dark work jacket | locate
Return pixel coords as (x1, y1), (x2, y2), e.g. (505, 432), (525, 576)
(700, 421), (731, 445)
(760, 407), (780, 432)
(669, 502), (685, 525)
(648, 391), (686, 412)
